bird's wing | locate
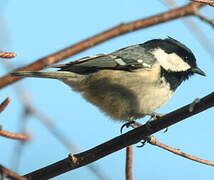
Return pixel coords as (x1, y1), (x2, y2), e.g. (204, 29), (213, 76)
(54, 45), (156, 74)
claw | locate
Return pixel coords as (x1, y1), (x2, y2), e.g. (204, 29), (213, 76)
(164, 127), (168, 133)
(137, 140), (147, 148)
(137, 136), (152, 148)
(120, 121), (135, 134)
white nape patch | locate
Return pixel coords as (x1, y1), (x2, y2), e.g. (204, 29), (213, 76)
(152, 48), (191, 72)
(114, 58), (126, 65)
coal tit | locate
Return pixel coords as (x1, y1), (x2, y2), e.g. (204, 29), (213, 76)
(12, 37), (205, 121)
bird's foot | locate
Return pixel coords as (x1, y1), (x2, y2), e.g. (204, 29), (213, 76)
(120, 121), (142, 134)
(146, 112), (168, 133)
(137, 136), (152, 148)
(147, 112), (164, 121)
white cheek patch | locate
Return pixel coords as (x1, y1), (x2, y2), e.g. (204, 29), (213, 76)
(152, 48), (191, 72)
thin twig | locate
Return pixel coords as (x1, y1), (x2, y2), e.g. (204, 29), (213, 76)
(149, 136), (214, 166)
(0, 2), (204, 89)
(160, 0), (214, 58)
(0, 97), (10, 113)
(193, 11), (214, 27)
(28, 105), (109, 180)
(6, 83), (109, 180)
(10, 111), (29, 171)
(0, 129), (29, 140)
(0, 165), (27, 180)
(125, 146), (133, 180)
(24, 92), (214, 180)
(129, 122), (214, 167)
(192, 0), (214, 6)
(0, 52), (16, 59)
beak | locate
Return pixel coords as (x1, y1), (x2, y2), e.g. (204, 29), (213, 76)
(192, 67), (206, 76)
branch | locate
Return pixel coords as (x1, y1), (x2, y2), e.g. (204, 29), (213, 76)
(130, 121), (214, 167)
(27, 105), (110, 180)
(0, 165), (27, 180)
(0, 97), (28, 141)
(192, 0), (214, 6)
(0, 2), (204, 89)
(0, 97), (28, 140)
(193, 11), (214, 27)
(24, 92), (214, 180)
(0, 97), (10, 113)
(0, 129), (29, 140)
(161, 0), (214, 58)
(125, 146), (133, 180)
(149, 136), (214, 166)
(0, 52), (16, 59)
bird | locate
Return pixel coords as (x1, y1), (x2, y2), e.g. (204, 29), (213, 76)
(12, 37), (205, 122)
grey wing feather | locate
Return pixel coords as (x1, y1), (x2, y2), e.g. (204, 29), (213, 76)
(112, 45), (156, 67)
(57, 54), (119, 74)
(54, 45), (156, 74)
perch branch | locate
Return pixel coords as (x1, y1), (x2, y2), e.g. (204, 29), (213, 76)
(24, 92), (214, 180)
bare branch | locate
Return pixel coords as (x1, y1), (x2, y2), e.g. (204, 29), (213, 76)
(149, 136), (214, 166)
(0, 2), (204, 89)
(0, 97), (10, 113)
(161, 0), (214, 58)
(193, 11), (214, 27)
(0, 52), (16, 59)
(0, 165), (27, 180)
(192, 0), (214, 6)
(129, 121), (214, 166)
(28, 106), (110, 180)
(0, 98), (28, 141)
(0, 129), (29, 140)
(4, 81), (109, 179)
(125, 146), (133, 180)
(24, 92), (214, 180)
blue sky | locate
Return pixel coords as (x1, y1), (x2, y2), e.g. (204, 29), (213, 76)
(0, 0), (213, 180)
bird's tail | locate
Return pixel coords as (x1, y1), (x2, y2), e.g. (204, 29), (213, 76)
(11, 71), (79, 79)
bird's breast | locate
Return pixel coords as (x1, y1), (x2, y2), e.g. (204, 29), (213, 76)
(82, 67), (173, 121)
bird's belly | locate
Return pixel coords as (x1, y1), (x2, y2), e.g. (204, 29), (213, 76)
(83, 79), (173, 121)
(137, 85), (173, 114)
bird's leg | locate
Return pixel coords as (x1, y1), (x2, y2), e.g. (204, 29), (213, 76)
(147, 112), (164, 121)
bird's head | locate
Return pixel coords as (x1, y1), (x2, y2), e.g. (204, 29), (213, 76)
(141, 37), (206, 90)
